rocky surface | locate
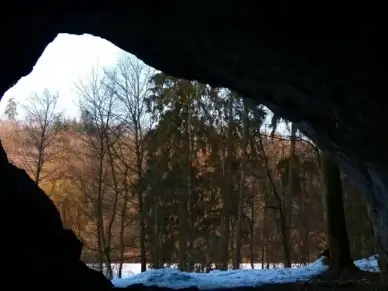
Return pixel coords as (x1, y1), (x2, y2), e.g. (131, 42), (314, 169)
(2, 1), (388, 288)
(0, 142), (113, 290)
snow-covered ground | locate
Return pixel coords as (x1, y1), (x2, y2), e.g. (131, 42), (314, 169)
(109, 255), (379, 289)
(355, 255), (379, 273)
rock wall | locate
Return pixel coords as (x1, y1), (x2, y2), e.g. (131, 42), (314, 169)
(0, 142), (114, 289)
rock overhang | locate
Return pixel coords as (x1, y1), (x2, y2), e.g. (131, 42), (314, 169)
(2, 1), (388, 273)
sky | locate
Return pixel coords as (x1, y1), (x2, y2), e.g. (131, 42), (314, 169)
(0, 33), (290, 135)
(0, 33), (128, 120)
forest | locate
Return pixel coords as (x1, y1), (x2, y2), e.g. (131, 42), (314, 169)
(0, 56), (375, 280)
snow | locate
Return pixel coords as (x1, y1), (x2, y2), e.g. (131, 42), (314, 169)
(112, 259), (328, 289)
(111, 255), (380, 289)
(354, 255), (380, 273)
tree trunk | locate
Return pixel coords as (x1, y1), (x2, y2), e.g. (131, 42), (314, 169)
(219, 96), (234, 270)
(96, 150), (106, 274)
(178, 188), (188, 270)
(279, 206), (292, 268)
(284, 122), (296, 267)
(138, 196), (147, 272)
(258, 133), (291, 268)
(152, 196), (161, 268)
(234, 100), (249, 269)
(132, 121), (147, 273)
(186, 87), (193, 271)
(250, 187), (255, 269)
(322, 151), (356, 272)
(261, 188), (268, 270)
(302, 172), (313, 264)
(136, 151), (147, 272)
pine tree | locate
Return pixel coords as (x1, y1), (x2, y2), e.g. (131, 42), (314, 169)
(4, 97), (17, 121)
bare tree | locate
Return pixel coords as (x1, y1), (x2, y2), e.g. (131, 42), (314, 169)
(19, 89), (63, 185)
(258, 133), (291, 268)
(105, 55), (154, 273)
(73, 67), (122, 279)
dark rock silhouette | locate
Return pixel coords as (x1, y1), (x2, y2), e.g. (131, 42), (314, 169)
(63, 228), (84, 259)
(2, 2), (388, 288)
(0, 142), (113, 290)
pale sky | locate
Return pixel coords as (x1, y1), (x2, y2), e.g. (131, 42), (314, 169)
(0, 33), (128, 120)
(0, 33), (290, 136)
